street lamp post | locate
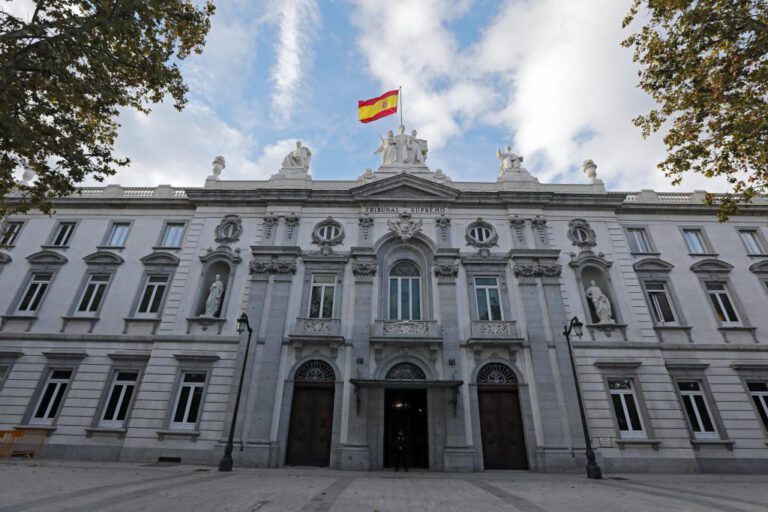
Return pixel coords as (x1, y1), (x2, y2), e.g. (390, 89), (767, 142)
(218, 312), (253, 472)
(563, 316), (602, 480)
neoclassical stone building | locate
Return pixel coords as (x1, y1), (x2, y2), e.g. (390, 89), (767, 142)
(1, 131), (768, 473)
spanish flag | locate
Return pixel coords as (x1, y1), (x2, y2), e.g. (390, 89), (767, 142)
(358, 89), (398, 123)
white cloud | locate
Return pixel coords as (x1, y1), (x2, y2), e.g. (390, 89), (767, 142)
(269, 0), (321, 126)
(350, 0), (731, 192)
(104, 101), (263, 187)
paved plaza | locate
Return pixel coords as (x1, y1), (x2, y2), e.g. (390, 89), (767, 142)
(1, 460), (767, 512)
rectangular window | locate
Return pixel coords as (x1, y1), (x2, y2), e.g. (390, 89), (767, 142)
(748, 382), (768, 431)
(682, 229), (707, 254)
(76, 274), (110, 314)
(389, 277), (421, 320)
(100, 371), (139, 427)
(475, 277), (503, 321)
(31, 369), (73, 424)
(627, 228), (651, 253)
(171, 372), (206, 429)
(608, 378), (645, 438)
(308, 274), (335, 319)
(705, 282), (740, 325)
(17, 272), (53, 313)
(136, 275), (169, 316)
(0, 221), (23, 246)
(51, 222), (76, 247)
(677, 381), (718, 439)
(105, 223), (130, 247)
(645, 282), (677, 326)
(739, 230), (763, 255)
(160, 223), (185, 248)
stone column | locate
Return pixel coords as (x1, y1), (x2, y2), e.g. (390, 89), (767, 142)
(238, 247), (300, 467)
(434, 249), (473, 470)
(340, 247), (376, 469)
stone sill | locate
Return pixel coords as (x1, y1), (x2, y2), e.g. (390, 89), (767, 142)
(688, 253), (718, 257)
(630, 252), (661, 257)
(747, 254), (768, 258)
(653, 325), (691, 331)
(85, 427), (127, 438)
(152, 246), (181, 251)
(15, 425), (57, 436)
(717, 326), (757, 332)
(616, 438), (661, 451)
(96, 245), (125, 251)
(156, 429), (201, 441)
(61, 315), (99, 333)
(40, 245), (69, 250)
(690, 439), (735, 451)
(0, 315), (38, 332)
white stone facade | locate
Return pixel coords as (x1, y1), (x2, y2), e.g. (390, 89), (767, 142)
(1, 146), (768, 473)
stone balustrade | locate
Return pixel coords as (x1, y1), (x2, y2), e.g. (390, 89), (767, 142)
(373, 320), (441, 339)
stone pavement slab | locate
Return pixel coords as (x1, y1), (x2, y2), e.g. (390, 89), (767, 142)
(1, 460), (767, 512)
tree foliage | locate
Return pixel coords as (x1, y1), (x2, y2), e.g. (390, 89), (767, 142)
(0, 0), (214, 218)
(623, 0), (768, 219)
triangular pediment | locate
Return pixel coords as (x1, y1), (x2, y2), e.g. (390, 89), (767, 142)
(351, 173), (459, 200)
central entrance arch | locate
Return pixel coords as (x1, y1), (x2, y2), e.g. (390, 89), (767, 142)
(285, 360), (335, 467)
(477, 363), (528, 470)
(384, 362), (429, 469)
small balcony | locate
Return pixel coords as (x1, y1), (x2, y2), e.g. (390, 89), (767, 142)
(372, 320), (441, 339)
(292, 318), (342, 338)
(469, 320), (522, 340)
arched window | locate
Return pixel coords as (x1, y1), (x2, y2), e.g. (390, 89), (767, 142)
(295, 360), (335, 382)
(386, 362), (426, 380)
(389, 260), (421, 320)
(477, 363), (517, 385)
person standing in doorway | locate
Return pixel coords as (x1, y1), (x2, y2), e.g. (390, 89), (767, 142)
(394, 429), (408, 472)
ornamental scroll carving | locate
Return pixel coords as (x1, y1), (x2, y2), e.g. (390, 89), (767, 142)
(510, 215), (526, 244)
(302, 319), (335, 333)
(352, 262), (377, 276)
(387, 212), (423, 242)
(433, 264), (459, 278)
(567, 218), (596, 252)
(513, 262), (562, 278)
(284, 214), (300, 240)
(249, 260), (297, 275)
(531, 216), (548, 246)
(382, 321), (430, 335)
(214, 214), (243, 245)
(436, 215), (451, 242)
(263, 214), (279, 239)
(477, 321), (514, 335)
(359, 215), (374, 241)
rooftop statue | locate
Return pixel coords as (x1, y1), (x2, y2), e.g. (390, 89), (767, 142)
(282, 140), (312, 170)
(497, 145), (523, 173)
(374, 125), (428, 168)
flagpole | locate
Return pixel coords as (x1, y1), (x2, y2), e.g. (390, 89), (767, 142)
(399, 86), (403, 128)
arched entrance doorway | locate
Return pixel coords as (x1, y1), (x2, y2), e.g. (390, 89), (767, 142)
(477, 363), (528, 469)
(384, 362), (429, 469)
(285, 360), (335, 467)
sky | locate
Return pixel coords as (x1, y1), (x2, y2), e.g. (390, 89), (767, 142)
(7, 0), (732, 192)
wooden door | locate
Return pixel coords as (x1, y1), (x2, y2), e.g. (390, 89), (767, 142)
(285, 385), (334, 466)
(478, 387), (528, 470)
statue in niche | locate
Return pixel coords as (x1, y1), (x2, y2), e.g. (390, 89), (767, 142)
(281, 141), (312, 170)
(497, 145), (524, 172)
(585, 280), (614, 324)
(374, 129), (398, 165)
(204, 274), (225, 317)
